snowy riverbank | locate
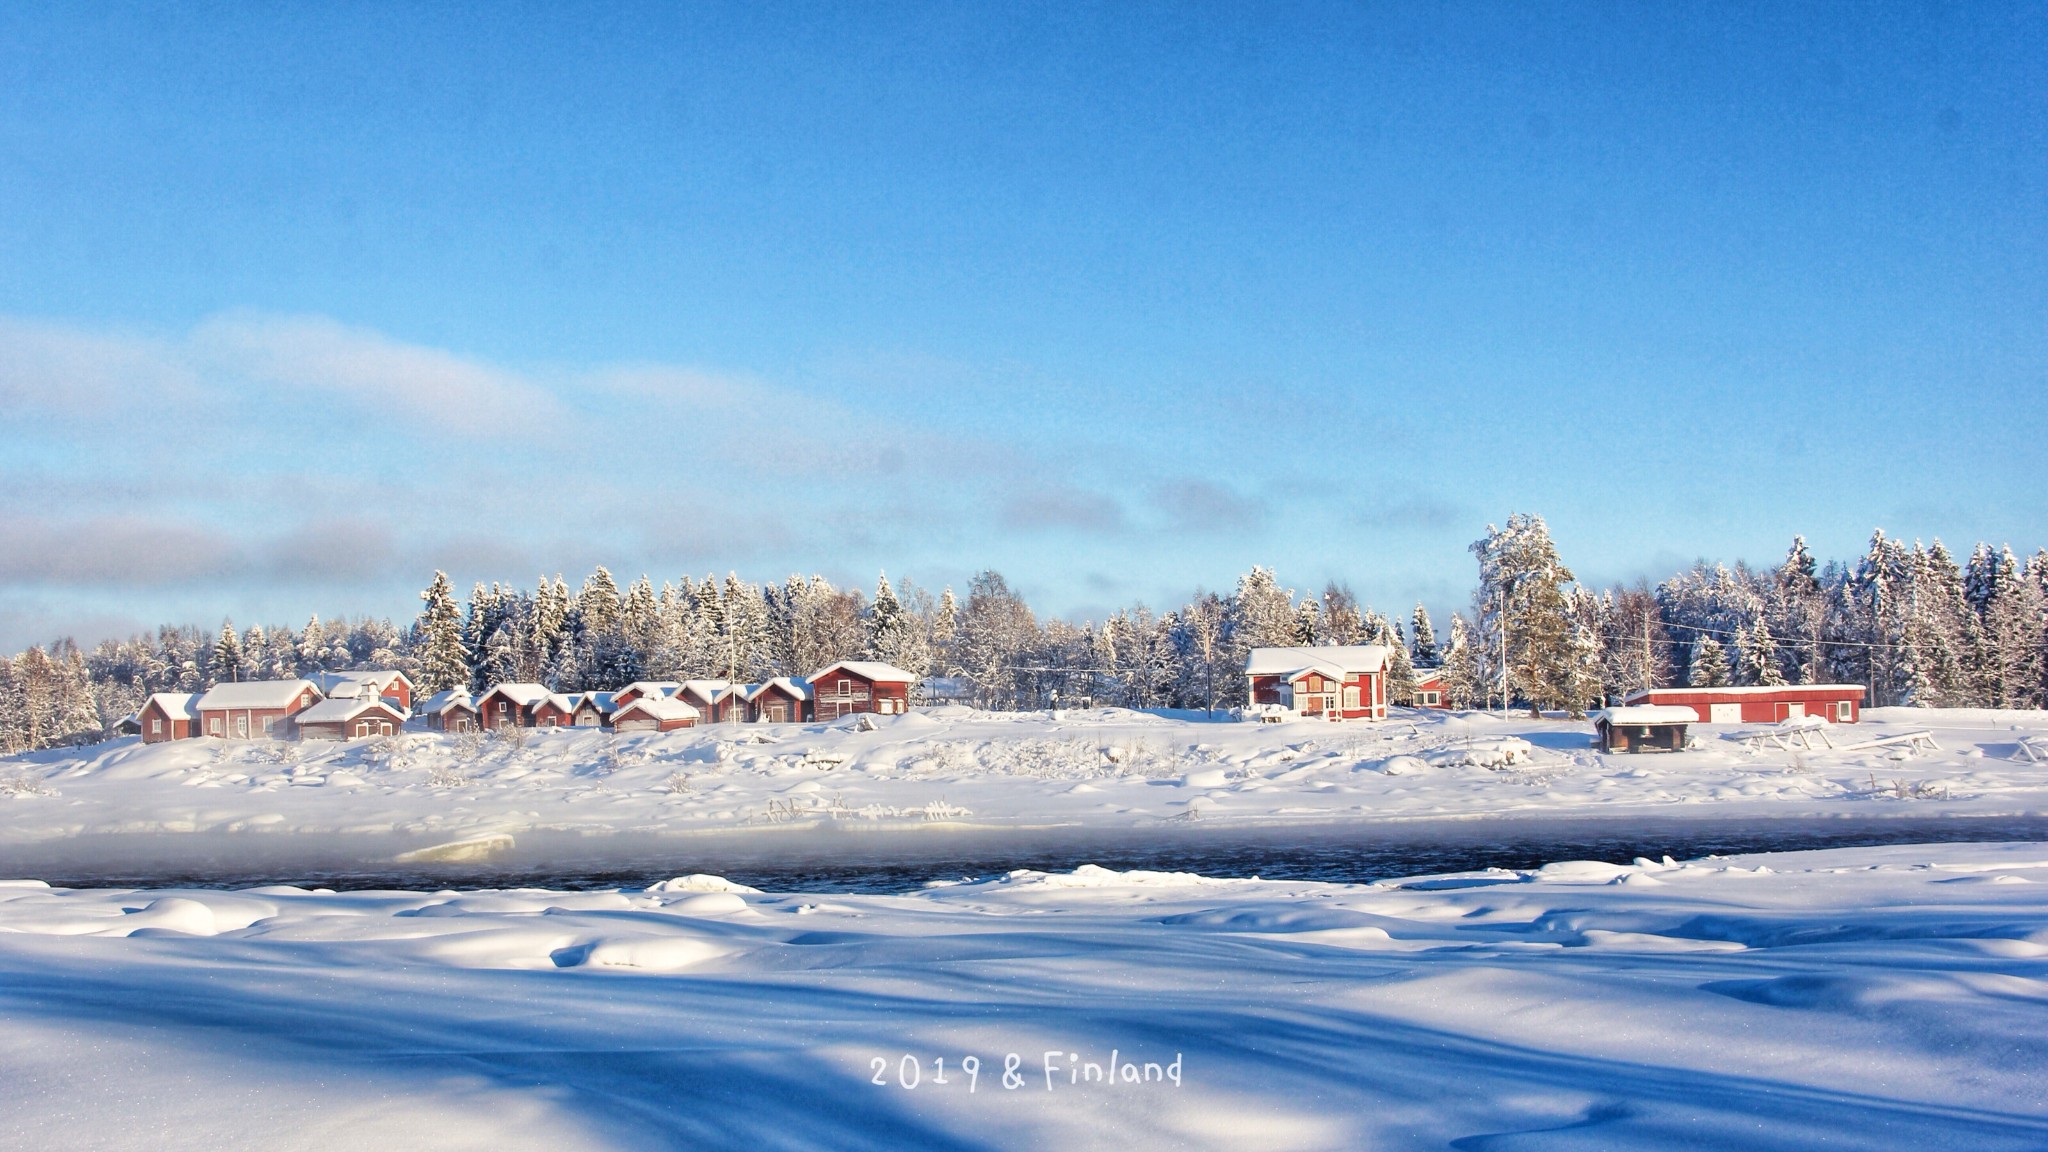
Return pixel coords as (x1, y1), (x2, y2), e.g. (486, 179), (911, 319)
(4, 841), (2048, 1149)
(3, 707), (2047, 854)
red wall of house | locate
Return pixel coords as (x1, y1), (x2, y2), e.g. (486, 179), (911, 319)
(200, 706), (306, 739)
(479, 693), (537, 727)
(812, 671), (910, 719)
(1629, 687), (1863, 723)
(749, 688), (807, 723)
(430, 708), (478, 732)
(139, 702), (193, 743)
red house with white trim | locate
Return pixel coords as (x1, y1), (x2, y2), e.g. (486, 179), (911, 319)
(476, 683), (550, 729)
(196, 679), (323, 740)
(294, 697), (408, 741)
(677, 680), (731, 719)
(1411, 668), (1449, 709)
(808, 661), (915, 719)
(138, 693), (201, 743)
(310, 670), (415, 712)
(610, 695), (699, 733)
(746, 678), (810, 723)
(420, 689), (479, 732)
(1245, 646), (1390, 721)
(1621, 685), (1865, 724)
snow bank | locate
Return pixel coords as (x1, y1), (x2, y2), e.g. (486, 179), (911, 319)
(4, 842), (2048, 1148)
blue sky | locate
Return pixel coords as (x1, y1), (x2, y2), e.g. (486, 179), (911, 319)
(1, 3), (2043, 649)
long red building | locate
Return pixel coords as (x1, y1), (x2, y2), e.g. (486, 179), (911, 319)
(1621, 684), (1865, 724)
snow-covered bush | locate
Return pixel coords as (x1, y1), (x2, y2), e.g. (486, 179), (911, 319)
(0, 771), (56, 798)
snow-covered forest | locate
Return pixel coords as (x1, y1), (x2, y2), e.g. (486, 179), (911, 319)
(3, 518), (2045, 751)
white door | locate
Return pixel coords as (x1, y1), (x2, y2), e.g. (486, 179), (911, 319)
(1708, 703), (1741, 723)
(1785, 702), (1805, 719)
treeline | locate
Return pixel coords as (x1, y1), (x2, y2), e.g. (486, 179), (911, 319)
(3, 517), (2044, 751)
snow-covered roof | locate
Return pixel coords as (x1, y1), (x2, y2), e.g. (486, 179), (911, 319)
(555, 692), (616, 714)
(613, 695), (700, 722)
(1593, 706), (1700, 726)
(808, 660), (918, 685)
(294, 697), (408, 725)
(711, 683), (752, 704)
(1245, 646), (1390, 678)
(142, 692), (201, 720)
(478, 682), (550, 707)
(196, 679), (320, 712)
(679, 680), (732, 702)
(310, 670), (414, 697)
(747, 677), (810, 702)
(1626, 685), (1865, 700)
(420, 689), (476, 716)
(617, 681), (681, 698)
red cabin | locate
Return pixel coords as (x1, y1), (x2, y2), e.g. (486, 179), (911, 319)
(1411, 668), (1449, 709)
(613, 681), (681, 709)
(311, 670), (415, 712)
(808, 661), (915, 720)
(677, 680), (731, 719)
(610, 695), (699, 733)
(1244, 646), (1389, 721)
(421, 689), (479, 732)
(745, 678), (810, 724)
(294, 697), (408, 741)
(1621, 685), (1865, 724)
(476, 683), (550, 729)
(138, 693), (201, 743)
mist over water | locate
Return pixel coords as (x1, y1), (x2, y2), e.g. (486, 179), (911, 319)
(8, 816), (2047, 893)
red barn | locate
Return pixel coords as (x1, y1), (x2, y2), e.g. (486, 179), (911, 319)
(138, 693), (201, 743)
(476, 683), (550, 729)
(1621, 685), (1865, 724)
(196, 680), (322, 740)
(745, 678), (810, 724)
(1411, 668), (1449, 709)
(1245, 646), (1389, 721)
(611, 695), (699, 733)
(808, 661), (915, 719)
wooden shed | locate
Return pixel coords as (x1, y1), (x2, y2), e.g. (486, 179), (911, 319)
(476, 683), (550, 729)
(746, 678), (810, 724)
(420, 689), (479, 732)
(1593, 705), (1698, 753)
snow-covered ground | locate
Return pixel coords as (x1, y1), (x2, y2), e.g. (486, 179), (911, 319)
(3, 841), (2047, 1149)
(2, 707), (2046, 851)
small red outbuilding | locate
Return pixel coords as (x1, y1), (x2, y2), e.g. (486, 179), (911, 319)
(1621, 685), (1865, 724)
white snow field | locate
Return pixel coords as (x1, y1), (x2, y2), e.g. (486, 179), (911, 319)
(3, 843), (2048, 1150)
(3, 706), (2047, 850)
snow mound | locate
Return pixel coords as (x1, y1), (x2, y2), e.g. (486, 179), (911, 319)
(1372, 755), (1429, 776)
(996, 863), (1221, 889)
(1423, 737), (1535, 769)
(649, 874), (761, 894)
(560, 934), (732, 971)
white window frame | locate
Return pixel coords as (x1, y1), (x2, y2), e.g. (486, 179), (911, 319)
(151, 717), (163, 735)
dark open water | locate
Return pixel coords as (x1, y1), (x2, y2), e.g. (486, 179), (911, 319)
(7, 815), (2047, 893)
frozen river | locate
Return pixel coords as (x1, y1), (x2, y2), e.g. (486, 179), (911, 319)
(9, 814), (2048, 892)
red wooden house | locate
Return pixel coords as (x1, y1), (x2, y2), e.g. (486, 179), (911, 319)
(613, 681), (681, 709)
(476, 683), (550, 729)
(311, 670), (415, 712)
(1411, 668), (1449, 709)
(532, 692), (614, 728)
(677, 680), (731, 719)
(1621, 685), (1864, 724)
(1244, 646), (1390, 721)
(421, 689), (479, 732)
(611, 695), (699, 733)
(294, 696), (408, 741)
(195, 679), (322, 740)
(138, 693), (201, 743)
(808, 661), (915, 720)
(745, 678), (810, 723)
(706, 684), (749, 724)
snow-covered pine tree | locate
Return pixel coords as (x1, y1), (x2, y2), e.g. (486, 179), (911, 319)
(1372, 611), (1418, 706)
(415, 571), (470, 693)
(1563, 587), (1604, 715)
(1293, 597), (1322, 645)
(1979, 546), (2046, 708)
(211, 621), (243, 685)
(1410, 604), (1438, 667)
(579, 568), (623, 639)
(1737, 619), (1787, 688)
(954, 570), (1038, 709)
(1471, 514), (1580, 716)
(1438, 614), (1480, 709)
(1688, 634), (1731, 689)
(1772, 537), (1828, 685)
